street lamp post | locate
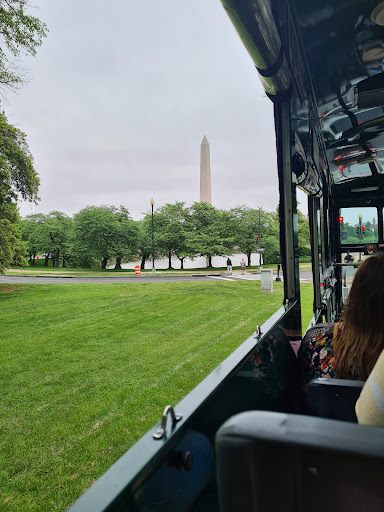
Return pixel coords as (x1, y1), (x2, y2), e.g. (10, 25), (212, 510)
(258, 208), (262, 270)
(276, 255), (282, 281)
(150, 198), (156, 273)
(358, 213), (362, 262)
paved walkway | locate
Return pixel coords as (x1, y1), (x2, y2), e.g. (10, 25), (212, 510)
(209, 270), (312, 282)
(0, 269), (312, 284)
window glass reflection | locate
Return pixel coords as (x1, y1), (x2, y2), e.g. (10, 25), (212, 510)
(339, 207), (378, 244)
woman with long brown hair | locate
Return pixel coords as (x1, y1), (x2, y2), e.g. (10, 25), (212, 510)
(299, 252), (384, 384)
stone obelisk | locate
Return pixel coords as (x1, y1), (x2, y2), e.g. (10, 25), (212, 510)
(200, 135), (212, 204)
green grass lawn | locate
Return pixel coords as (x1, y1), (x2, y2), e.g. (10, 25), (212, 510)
(0, 281), (313, 511)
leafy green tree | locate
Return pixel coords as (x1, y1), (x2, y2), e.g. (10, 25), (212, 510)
(228, 206), (254, 265)
(137, 218), (152, 270)
(218, 208), (238, 257)
(342, 220), (375, 245)
(0, 110), (39, 271)
(0, 111), (39, 203)
(112, 207), (139, 270)
(154, 202), (190, 269)
(0, 201), (26, 271)
(342, 221), (358, 244)
(362, 221), (376, 243)
(11, 225), (27, 266)
(262, 230), (280, 264)
(0, 2), (46, 272)
(21, 213), (47, 264)
(186, 203), (233, 267)
(297, 210), (311, 260)
(21, 212), (72, 267)
(0, 1), (47, 92)
(72, 206), (116, 268)
(229, 206), (279, 265)
(72, 205), (139, 269)
(44, 211), (73, 267)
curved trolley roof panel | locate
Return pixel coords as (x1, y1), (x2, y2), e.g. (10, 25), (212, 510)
(221, 0), (384, 199)
(293, 0), (384, 197)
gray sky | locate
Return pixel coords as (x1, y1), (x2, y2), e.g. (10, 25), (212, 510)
(9, 0), (306, 220)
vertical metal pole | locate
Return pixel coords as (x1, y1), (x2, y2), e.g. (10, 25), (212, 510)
(274, 99), (301, 336)
(309, 197), (321, 312)
(279, 101), (300, 301)
(259, 208), (262, 269)
(358, 214), (362, 262)
(276, 255), (281, 281)
(151, 202), (156, 272)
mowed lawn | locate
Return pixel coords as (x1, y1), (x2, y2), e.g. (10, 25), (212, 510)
(0, 281), (313, 511)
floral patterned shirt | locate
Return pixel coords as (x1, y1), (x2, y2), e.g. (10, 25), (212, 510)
(298, 322), (360, 386)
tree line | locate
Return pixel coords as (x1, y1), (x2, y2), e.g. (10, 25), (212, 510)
(0, 1), (47, 272)
(0, 5), (311, 273)
(341, 220), (377, 245)
(18, 202), (311, 270)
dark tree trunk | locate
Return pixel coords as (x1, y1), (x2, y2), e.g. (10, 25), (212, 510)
(247, 250), (252, 267)
(32, 252), (36, 265)
(101, 257), (108, 269)
(140, 255), (147, 270)
(62, 257), (66, 268)
(114, 257), (122, 270)
(208, 256), (212, 268)
(168, 249), (172, 269)
(55, 249), (60, 267)
(44, 254), (49, 267)
(180, 257), (185, 269)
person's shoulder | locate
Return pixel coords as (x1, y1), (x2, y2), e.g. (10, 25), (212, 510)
(356, 349), (384, 425)
(301, 322), (335, 348)
(304, 322), (335, 337)
(299, 323), (337, 379)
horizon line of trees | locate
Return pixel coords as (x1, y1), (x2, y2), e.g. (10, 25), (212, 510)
(17, 202), (311, 271)
(0, 1), (48, 273)
(0, 6), (310, 275)
(341, 220), (377, 245)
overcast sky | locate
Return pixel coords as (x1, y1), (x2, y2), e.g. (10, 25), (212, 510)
(8, 0), (306, 220)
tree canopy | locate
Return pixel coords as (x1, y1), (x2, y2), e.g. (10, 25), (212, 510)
(0, 199), (24, 272)
(0, 110), (39, 271)
(0, 1), (46, 272)
(71, 205), (139, 269)
(0, 0), (47, 93)
(17, 201), (313, 270)
(228, 206), (280, 265)
(0, 110), (39, 203)
(152, 202), (190, 268)
(185, 202), (233, 267)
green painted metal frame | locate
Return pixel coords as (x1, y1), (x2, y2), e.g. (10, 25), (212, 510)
(67, 302), (298, 511)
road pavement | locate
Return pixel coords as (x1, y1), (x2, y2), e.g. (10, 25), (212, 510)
(0, 270), (313, 284)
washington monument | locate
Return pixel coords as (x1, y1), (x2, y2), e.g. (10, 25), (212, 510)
(200, 135), (212, 204)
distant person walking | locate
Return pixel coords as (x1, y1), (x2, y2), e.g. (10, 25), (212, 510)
(227, 258), (232, 275)
(240, 258), (246, 274)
